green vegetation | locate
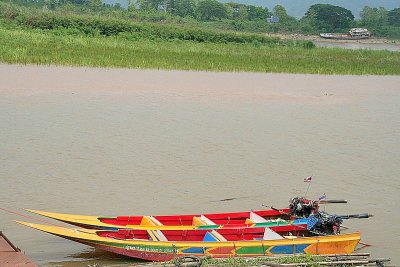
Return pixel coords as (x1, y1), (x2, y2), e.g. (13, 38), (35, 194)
(303, 4), (355, 32)
(1, 21), (399, 74)
(177, 255), (329, 267)
(0, 3), (313, 46)
(2, 0), (400, 38)
(360, 7), (400, 39)
(0, 1), (399, 75)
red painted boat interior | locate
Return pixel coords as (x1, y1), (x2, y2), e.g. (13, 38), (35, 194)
(96, 225), (308, 241)
(98, 209), (291, 226)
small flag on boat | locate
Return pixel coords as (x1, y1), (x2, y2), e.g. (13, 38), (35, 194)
(318, 193), (326, 202)
(304, 176), (312, 183)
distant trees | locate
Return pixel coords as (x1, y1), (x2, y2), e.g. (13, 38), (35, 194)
(3, 0), (399, 38)
(194, 1), (271, 21)
(388, 8), (400, 26)
(173, 0), (196, 17)
(272, 4), (296, 25)
(360, 6), (400, 27)
(304, 4), (354, 32)
(136, 0), (164, 11)
(360, 6), (388, 26)
(247, 5), (269, 21)
(358, 6), (400, 38)
(305, 4), (354, 31)
(225, 3), (247, 20)
(196, 0), (227, 21)
(272, 5), (287, 20)
(223, 3), (270, 21)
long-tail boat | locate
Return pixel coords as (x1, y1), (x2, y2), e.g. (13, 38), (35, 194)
(26, 208), (296, 231)
(17, 221), (361, 261)
(26, 197), (321, 231)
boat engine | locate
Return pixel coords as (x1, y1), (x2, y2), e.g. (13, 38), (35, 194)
(289, 197), (319, 218)
(307, 211), (343, 235)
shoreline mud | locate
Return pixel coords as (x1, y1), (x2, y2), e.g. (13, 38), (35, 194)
(269, 33), (399, 44)
(268, 33), (400, 51)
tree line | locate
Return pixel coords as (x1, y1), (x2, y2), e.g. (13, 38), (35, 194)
(3, 0), (400, 38)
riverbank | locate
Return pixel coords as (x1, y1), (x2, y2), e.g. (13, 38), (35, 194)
(270, 33), (399, 45)
(46, 254), (392, 267)
(269, 33), (400, 52)
(1, 0), (400, 75)
(1, 27), (399, 75)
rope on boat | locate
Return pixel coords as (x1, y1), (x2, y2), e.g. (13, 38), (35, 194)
(0, 207), (61, 226)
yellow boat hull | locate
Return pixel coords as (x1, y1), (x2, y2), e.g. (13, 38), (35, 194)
(17, 221), (361, 261)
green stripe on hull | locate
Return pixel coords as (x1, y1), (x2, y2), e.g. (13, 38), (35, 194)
(236, 245), (269, 255)
(197, 225), (220, 230)
(255, 222), (289, 227)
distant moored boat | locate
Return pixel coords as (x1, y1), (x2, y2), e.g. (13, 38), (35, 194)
(320, 28), (370, 40)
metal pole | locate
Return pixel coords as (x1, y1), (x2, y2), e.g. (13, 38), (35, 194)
(304, 182), (311, 198)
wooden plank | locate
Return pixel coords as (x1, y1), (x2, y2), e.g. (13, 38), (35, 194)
(0, 232), (37, 267)
(0, 252), (37, 267)
(0, 236), (16, 252)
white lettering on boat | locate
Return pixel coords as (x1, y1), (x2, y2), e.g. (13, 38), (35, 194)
(124, 245), (174, 253)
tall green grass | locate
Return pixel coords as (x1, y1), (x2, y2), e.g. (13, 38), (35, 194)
(0, 26), (399, 74)
(0, 3), (313, 48)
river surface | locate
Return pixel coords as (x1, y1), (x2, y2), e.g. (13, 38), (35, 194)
(0, 65), (399, 266)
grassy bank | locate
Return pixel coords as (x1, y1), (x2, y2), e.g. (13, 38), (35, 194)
(200, 255), (326, 266)
(1, 25), (399, 75)
(0, 3), (314, 47)
(1, 3), (399, 75)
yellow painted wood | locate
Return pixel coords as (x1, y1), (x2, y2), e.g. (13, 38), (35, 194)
(16, 221), (361, 255)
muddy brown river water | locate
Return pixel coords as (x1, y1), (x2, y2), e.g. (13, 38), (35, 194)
(0, 65), (399, 266)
